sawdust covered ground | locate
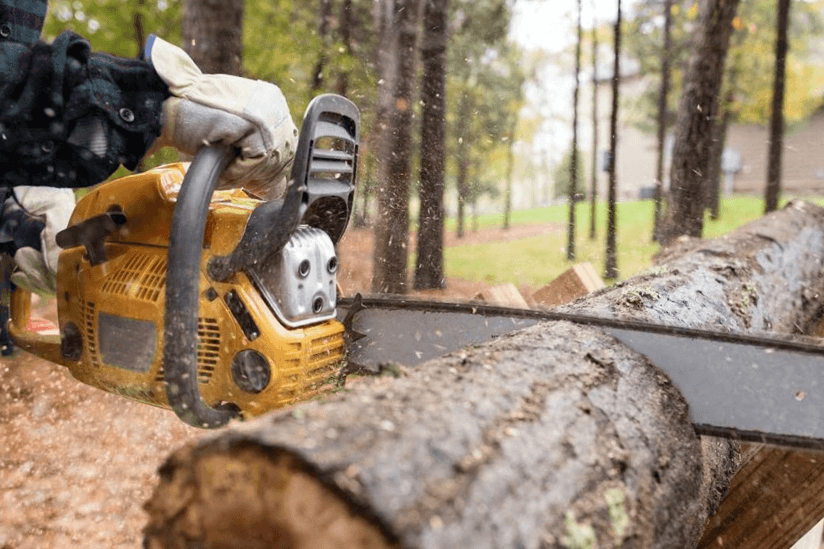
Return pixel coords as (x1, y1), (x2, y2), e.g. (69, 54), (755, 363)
(0, 222), (556, 549)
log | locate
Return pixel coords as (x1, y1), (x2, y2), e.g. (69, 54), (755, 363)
(144, 201), (824, 549)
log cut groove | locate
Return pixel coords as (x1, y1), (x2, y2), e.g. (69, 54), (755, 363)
(144, 201), (824, 549)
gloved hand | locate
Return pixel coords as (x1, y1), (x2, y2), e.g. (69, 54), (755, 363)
(9, 186), (75, 297)
(145, 36), (298, 199)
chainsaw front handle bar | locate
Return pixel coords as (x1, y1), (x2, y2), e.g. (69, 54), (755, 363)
(163, 144), (238, 428)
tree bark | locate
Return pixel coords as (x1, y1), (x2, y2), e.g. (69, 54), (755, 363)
(663, 0), (739, 242)
(605, 0), (621, 280)
(182, 0), (244, 75)
(414, 0), (449, 291)
(144, 198), (824, 548)
(371, 0), (421, 294)
(764, 0), (791, 213)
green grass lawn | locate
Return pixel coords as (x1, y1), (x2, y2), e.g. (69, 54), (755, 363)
(441, 196), (824, 288)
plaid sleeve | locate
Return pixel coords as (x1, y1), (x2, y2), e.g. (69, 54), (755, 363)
(0, 30), (170, 188)
(0, 0), (47, 45)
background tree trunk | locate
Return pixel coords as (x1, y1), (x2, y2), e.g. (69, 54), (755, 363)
(134, 0), (146, 55)
(455, 94), (470, 239)
(663, 0), (739, 242)
(144, 200), (824, 549)
(652, 0), (673, 242)
(311, 0), (334, 92)
(705, 99), (731, 220)
(371, 0), (421, 294)
(764, 0), (791, 213)
(502, 115), (516, 230)
(589, 5), (599, 242)
(567, 0), (582, 261)
(182, 0), (244, 75)
(335, 0), (354, 96)
(604, 0), (621, 280)
(414, 0), (449, 291)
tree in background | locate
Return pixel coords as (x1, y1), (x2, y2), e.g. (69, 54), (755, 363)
(553, 147), (585, 200)
(764, 0), (792, 213)
(652, 0), (673, 241)
(415, 0), (450, 290)
(310, 0), (334, 92)
(371, 0), (421, 294)
(663, 0), (739, 242)
(605, 0), (621, 280)
(566, 0), (583, 261)
(448, 0), (517, 239)
(588, 3), (599, 242)
(183, 0), (244, 75)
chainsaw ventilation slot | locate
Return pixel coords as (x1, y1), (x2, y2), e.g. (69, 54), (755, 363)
(306, 329), (346, 390)
(101, 252), (167, 302)
(155, 318), (221, 384)
(83, 301), (102, 369)
(196, 319), (221, 383)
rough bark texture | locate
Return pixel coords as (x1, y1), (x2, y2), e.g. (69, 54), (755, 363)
(182, 0), (244, 76)
(414, 0), (449, 291)
(664, 0), (739, 242)
(144, 201), (824, 549)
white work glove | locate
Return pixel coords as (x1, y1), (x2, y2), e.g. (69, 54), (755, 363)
(10, 187), (75, 297)
(145, 36), (298, 199)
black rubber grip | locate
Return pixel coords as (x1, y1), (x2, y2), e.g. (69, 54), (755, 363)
(163, 145), (239, 428)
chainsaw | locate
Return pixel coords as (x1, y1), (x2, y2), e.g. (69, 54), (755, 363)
(8, 93), (359, 428)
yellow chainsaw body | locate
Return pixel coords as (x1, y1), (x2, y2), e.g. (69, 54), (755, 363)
(10, 162), (346, 418)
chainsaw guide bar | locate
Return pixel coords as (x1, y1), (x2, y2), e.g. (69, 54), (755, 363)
(338, 295), (824, 451)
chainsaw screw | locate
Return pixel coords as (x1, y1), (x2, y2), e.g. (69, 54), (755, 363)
(298, 259), (311, 278)
(327, 257), (338, 274)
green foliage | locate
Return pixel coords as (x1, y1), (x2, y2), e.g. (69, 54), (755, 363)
(728, 0), (824, 124)
(43, 0), (182, 57)
(448, 0), (526, 207)
(624, 0), (824, 132)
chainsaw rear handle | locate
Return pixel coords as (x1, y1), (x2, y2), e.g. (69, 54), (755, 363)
(163, 144), (238, 428)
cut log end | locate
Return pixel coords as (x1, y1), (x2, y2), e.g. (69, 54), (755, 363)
(143, 443), (399, 549)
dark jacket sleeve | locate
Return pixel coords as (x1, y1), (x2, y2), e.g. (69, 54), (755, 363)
(0, 30), (170, 188)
